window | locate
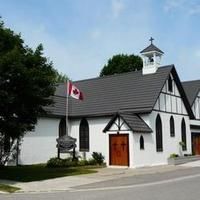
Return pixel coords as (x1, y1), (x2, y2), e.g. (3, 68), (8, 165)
(170, 116), (175, 137)
(168, 76), (173, 92)
(140, 135), (144, 150)
(181, 118), (187, 151)
(79, 118), (89, 152)
(59, 118), (66, 137)
(156, 114), (163, 152)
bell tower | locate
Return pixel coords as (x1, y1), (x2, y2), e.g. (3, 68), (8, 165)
(140, 37), (164, 75)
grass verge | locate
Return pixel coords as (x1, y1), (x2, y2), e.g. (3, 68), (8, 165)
(0, 184), (20, 193)
(0, 164), (97, 182)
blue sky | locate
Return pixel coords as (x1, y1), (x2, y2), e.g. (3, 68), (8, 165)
(0, 0), (200, 81)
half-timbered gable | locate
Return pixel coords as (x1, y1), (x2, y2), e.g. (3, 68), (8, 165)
(154, 73), (191, 116)
(183, 80), (200, 154)
(183, 80), (200, 120)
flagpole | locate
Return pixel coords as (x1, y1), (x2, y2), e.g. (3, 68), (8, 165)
(66, 80), (69, 136)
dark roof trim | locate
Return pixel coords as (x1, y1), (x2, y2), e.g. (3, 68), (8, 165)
(151, 66), (175, 114)
(182, 80), (200, 106)
(140, 44), (164, 54)
(40, 113), (64, 119)
(171, 67), (195, 119)
(120, 113), (152, 133)
(151, 66), (195, 119)
(190, 125), (200, 130)
(103, 113), (152, 133)
(191, 88), (200, 106)
(103, 113), (119, 133)
(188, 87), (200, 107)
(69, 112), (115, 119)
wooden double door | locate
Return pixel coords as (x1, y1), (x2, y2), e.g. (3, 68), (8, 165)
(192, 133), (200, 155)
(109, 134), (129, 166)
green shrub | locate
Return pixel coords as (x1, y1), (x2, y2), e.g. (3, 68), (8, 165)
(78, 159), (88, 166)
(169, 153), (179, 158)
(47, 153), (105, 168)
(87, 158), (97, 165)
(92, 152), (105, 165)
(46, 157), (75, 168)
(46, 157), (64, 168)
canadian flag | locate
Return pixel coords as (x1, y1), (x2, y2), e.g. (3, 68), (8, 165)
(67, 81), (84, 100)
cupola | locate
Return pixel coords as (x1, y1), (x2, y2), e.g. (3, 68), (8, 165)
(140, 37), (164, 75)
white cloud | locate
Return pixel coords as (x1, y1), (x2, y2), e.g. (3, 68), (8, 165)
(164, 0), (200, 15)
(111, 0), (125, 19)
(188, 4), (200, 15)
(164, 0), (185, 12)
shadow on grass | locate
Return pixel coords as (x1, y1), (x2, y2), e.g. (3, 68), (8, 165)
(0, 164), (97, 182)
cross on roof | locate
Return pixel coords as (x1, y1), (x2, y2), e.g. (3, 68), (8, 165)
(149, 37), (154, 44)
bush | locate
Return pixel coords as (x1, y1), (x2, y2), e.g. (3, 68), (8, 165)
(46, 153), (105, 168)
(92, 152), (105, 165)
(46, 157), (76, 168)
(169, 153), (179, 158)
(78, 159), (88, 166)
(87, 158), (97, 165)
(46, 157), (64, 168)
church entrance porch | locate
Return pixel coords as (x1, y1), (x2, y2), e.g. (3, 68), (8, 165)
(109, 134), (129, 166)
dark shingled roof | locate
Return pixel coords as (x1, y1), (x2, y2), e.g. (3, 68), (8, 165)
(103, 113), (152, 133)
(140, 44), (164, 54)
(69, 65), (173, 117)
(182, 80), (200, 106)
(121, 113), (152, 133)
(45, 65), (194, 119)
(44, 95), (66, 117)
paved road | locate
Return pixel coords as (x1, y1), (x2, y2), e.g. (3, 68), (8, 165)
(1, 167), (200, 200)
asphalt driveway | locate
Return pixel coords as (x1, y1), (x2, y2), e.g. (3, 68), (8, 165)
(1, 163), (199, 193)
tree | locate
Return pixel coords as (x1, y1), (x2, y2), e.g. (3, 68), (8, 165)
(55, 70), (69, 83)
(100, 54), (143, 77)
(0, 19), (57, 165)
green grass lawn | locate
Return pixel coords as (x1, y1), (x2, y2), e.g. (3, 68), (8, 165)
(0, 164), (97, 182)
(0, 184), (20, 193)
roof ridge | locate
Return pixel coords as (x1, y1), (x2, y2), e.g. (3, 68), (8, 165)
(182, 79), (200, 84)
(72, 65), (174, 84)
(140, 43), (164, 54)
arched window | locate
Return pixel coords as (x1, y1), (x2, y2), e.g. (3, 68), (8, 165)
(79, 118), (89, 152)
(168, 75), (173, 92)
(156, 114), (163, 152)
(170, 116), (175, 137)
(59, 118), (66, 138)
(140, 135), (144, 150)
(181, 118), (187, 151)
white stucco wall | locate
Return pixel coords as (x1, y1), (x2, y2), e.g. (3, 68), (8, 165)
(132, 74), (192, 168)
(69, 117), (110, 164)
(70, 110), (191, 168)
(134, 111), (191, 168)
(19, 117), (60, 165)
(70, 117), (135, 167)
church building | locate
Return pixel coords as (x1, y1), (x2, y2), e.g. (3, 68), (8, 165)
(18, 40), (200, 168)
